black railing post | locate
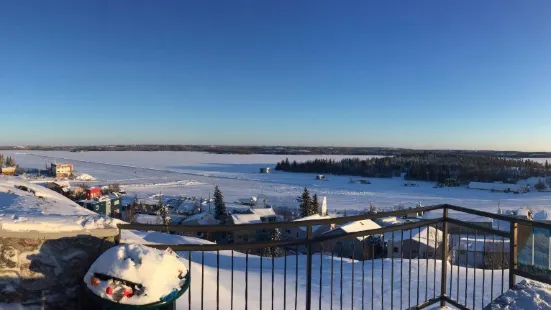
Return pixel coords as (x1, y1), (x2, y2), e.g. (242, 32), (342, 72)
(440, 206), (449, 307)
(509, 220), (518, 289)
(306, 225), (313, 310)
(115, 225), (121, 245)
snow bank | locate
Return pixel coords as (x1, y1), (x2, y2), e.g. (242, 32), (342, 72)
(84, 244), (188, 305)
(75, 173), (96, 181)
(0, 176), (119, 232)
(489, 279), (551, 309)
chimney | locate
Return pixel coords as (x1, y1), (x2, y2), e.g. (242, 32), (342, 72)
(320, 196), (327, 216)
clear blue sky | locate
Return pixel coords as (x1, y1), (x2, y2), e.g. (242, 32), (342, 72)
(0, 1), (550, 151)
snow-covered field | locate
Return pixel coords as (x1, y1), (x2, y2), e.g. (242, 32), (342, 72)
(3, 151), (551, 216)
(0, 177), (119, 232)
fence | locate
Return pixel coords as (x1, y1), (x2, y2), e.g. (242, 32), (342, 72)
(114, 204), (551, 309)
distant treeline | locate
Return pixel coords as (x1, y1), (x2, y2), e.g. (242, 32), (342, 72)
(275, 153), (550, 183)
(1, 145), (551, 157)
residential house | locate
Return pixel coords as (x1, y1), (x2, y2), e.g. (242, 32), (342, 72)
(259, 167), (270, 174)
(385, 226), (444, 259)
(452, 237), (510, 268)
(179, 212), (218, 239)
(230, 213), (264, 243)
(46, 180), (71, 195)
(323, 219), (382, 260)
(284, 214), (335, 240)
(51, 163), (73, 178)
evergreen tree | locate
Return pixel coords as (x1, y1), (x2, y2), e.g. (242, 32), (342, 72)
(312, 194), (320, 215)
(157, 195), (171, 231)
(213, 186), (228, 224)
(297, 187), (315, 217)
(263, 228), (284, 257)
(5, 156), (16, 167)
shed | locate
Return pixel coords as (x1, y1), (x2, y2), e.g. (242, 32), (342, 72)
(323, 219), (382, 260)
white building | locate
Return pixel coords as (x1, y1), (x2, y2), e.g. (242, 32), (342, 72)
(468, 182), (529, 194)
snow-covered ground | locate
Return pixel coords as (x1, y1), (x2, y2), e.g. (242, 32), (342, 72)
(4, 151), (551, 217)
(489, 279), (551, 309)
(0, 177), (119, 232)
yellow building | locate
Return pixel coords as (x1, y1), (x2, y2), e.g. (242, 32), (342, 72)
(51, 163), (73, 178)
(1, 166), (16, 175)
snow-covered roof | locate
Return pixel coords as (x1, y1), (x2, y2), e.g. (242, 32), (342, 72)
(51, 180), (71, 188)
(251, 207), (276, 217)
(533, 210), (551, 222)
(231, 213), (262, 225)
(181, 212), (218, 225)
(339, 219), (381, 234)
(135, 214), (163, 225)
(294, 214), (332, 222)
(452, 237), (510, 252)
(0, 177), (119, 233)
(176, 201), (200, 213)
(385, 226), (443, 246)
(294, 214), (333, 232)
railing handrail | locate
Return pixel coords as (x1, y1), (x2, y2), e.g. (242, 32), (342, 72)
(118, 218), (444, 251)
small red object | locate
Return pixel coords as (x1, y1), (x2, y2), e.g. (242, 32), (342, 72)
(91, 277), (100, 287)
(124, 288), (134, 298)
(106, 287), (113, 295)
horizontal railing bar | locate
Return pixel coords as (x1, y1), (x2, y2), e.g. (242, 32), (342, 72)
(514, 269), (551, 286)
(410, 297), (441, 309)
(446, 204), (551, 229)
(310, 218), (443, 245)
(120, 219), (443, 252)
(442, 295), (469, 310)
(117, 204), (445, 233)
(446, 218), (510, 238)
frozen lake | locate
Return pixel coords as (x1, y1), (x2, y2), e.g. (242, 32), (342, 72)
(2, 151), (551, 214)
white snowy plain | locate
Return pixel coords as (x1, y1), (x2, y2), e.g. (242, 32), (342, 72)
(4, 151), (551, 217)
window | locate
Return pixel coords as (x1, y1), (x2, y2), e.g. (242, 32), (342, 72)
(394, 247), (399, 253)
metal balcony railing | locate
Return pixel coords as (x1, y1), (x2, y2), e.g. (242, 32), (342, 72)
(114, 204), (551, 309)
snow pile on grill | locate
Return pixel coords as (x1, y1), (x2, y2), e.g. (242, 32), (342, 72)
(84, 244), (188, 305)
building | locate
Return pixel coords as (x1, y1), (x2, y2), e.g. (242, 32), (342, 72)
(46, 180), (71, 195)
(468, 181), (529, 194)
(51, 163), (73, 178)
(323, 219), (382, 260)
(259, 167), (270, 174)
(316, 175), (326, 180)
(284, 214), (335, 240)
(385, 226), (443, 259)
(452, 237), (510, 268)
(374, 216), (398, 227)
(230, 213), (263, 243)
(251, 207), (278, 223)
(0, 166), (16, 176)
(79, 196), (121, 217)
(86, 188), (102, 200)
